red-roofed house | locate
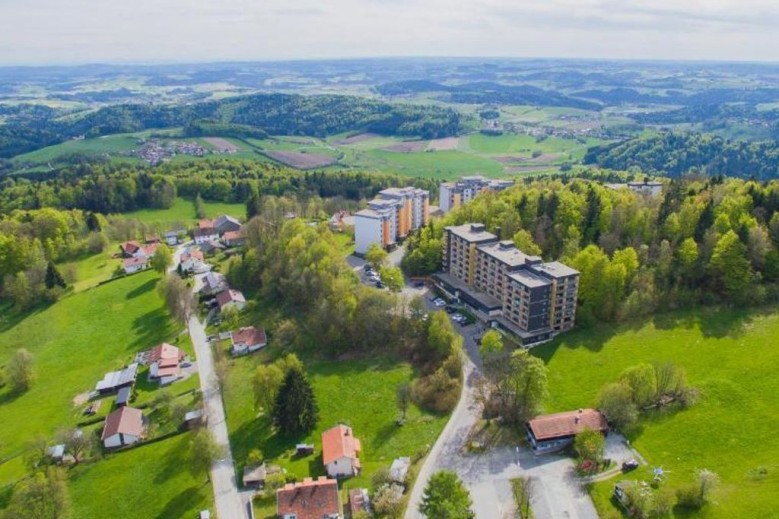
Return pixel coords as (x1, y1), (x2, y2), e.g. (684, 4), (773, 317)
(276, 476), (341, 519)
(147, 343), (186, 385)
(230, 326), (267, 356)
(180, 248), (205, 272)
(222, 230), (246, 247)
(123, 256), (149, 274)
(216, 289), (246, 313)
(525, 408), (608, 454)
(194, 227), (220, 245)
(101, 407), (145, 449)
(322, 425), (361, 478)
(120, 240), (143, 258)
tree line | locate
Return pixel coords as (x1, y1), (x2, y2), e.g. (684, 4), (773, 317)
(404, 174), (779, 324)
(0, 158), (437, 214)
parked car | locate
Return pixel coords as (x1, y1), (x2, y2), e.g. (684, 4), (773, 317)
(622, 459), (639, 472)
(363, 264), (373, 272)
(375, 281), (386, 289)
(413, 280), (425, 288)
(444, 306), (457, 314)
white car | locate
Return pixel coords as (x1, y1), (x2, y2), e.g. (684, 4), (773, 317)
(434, 299), (446, 307)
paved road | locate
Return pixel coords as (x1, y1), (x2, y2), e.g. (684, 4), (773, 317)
(171, 244), (247, 519)
(404, 304), (599, 519)
(189, 310), (249, 519)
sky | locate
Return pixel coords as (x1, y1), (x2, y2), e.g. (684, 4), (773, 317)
(0, 0), (778, 65)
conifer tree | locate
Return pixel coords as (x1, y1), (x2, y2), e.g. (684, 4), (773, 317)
(272, 366), (319, 436)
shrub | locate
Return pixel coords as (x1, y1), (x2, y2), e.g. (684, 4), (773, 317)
(411, 367), (461, 414)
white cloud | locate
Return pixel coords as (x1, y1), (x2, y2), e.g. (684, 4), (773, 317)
(0, 0), (776, 64)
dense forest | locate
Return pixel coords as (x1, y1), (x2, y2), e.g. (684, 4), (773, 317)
(0, 158), (438, 214)
(404, 174), (779, 323)
(0, 94), (465, 158)
(584, 133), (779, 179)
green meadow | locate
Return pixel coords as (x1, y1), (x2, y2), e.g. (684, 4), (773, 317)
(533, 307), (779, 518)
(222, 353), (449, 518)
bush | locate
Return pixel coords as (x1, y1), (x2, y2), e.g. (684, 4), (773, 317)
(372, 483), (404, 518)
(411, 367), (461, 414)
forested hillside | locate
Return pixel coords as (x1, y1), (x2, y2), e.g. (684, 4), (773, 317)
(584, 133), (779, 178)
(0, 94), (465, 158)
(404, 175), (779, 322)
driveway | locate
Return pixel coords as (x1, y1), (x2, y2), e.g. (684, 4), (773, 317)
(404, 302), (599, 519)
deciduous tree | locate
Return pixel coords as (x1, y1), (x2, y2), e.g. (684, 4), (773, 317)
(419, 470), (475, 519)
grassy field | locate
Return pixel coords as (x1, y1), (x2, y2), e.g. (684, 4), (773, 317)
(222, 353), (449, 518)
(69, 432), (212, 519)
(0, 271), (176, 485)
(118, 197), (246, 226)
(59, 250), (121, 292)
(533, 307), (779, 519)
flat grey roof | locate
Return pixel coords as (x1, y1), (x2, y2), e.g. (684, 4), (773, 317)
(445, 223), (497, 244)
(531, 261), (580, 279)
(478, 241), (540, 268)
(509, 269), (552, 289)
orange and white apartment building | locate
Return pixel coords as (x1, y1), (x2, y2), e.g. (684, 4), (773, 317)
(439, 175), (514, 213)
(354, 187), (430, 255)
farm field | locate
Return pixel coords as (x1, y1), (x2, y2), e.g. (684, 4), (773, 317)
(12, 133), (142, 164)
(0, 270), (177, 486)
(117, 197), (245, 226)
(532, 306), (779, 519)
(221, 353), (449, 518)
(69, 432), (212, 519)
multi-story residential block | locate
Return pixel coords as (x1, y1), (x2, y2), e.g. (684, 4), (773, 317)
(354, 187), (430, 255)
(439, 176), (514, 213)
(436, 223), (579, 346)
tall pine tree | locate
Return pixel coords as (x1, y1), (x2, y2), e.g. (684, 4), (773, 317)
(272, 367), (318, 436)
(44, 261), (66, 289)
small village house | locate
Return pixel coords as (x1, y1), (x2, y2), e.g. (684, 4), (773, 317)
(101, 406), (145, 449)
(213, 215), (241, 234)
(276, 476), (341, 519)
(222, 229), (246, 247)
(165, 230), (184, 246)
(525, 408), (608, 454)
(194, 227), (220, 245)
(199, 239), (225, 256)
(123, 256), (148, 274)
(95, 363), (139, 394)
(216, 289), (246, 313)
(120, 240), (143, 258)
(180, 248), (205, 272)
(322, 424), (361, 478)
(146, 343), (186, 386)
(230, 326), (267, 356)
(200, 272), (228, 296)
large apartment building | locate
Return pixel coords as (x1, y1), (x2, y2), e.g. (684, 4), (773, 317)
(439, 176), (514, 213)
(354, 187), (430, 255)
(435, 223), (579, 346)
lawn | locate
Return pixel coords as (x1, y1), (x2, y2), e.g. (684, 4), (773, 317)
(59, 250), (121, 292)
(69, 432), (212, 519)
(222, 353), (449, 517)
(118, 197), (246, 226)
(0, 270), (177, 486)
(532, 306), (779, 519)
